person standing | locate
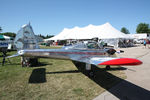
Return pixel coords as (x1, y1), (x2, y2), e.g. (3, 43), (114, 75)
(143, 39), (147, 48)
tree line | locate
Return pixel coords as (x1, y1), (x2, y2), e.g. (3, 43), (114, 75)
(0, 26), (54, 39)
(0, 27), (54, 39)
(0, 32), (54, 39)
(0, 32), (16, 38)
(121, 23), (150, 34)
(0, 23), (150, 38)
(37, 34), (54, 39)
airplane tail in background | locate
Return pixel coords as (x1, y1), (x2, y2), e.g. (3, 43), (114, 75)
(14, 23), (39, 50)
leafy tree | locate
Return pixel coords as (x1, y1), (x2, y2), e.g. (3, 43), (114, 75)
(136, 23), (150, 33)
(0, 32), (16, 38)
(38, 34), (45, 39)
(46, 34), (54, 39)
(121, 27), (130, 34)
(37, 34), (54, 39)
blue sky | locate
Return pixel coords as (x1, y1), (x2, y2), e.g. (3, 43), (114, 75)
(0, 0), (150, 35)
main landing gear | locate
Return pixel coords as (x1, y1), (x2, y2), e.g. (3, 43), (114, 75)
(21, 57), (38, 67)
(85, 64), (111, 77)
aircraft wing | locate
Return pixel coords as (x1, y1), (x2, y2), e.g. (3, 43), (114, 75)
(70, 56), (142, 66)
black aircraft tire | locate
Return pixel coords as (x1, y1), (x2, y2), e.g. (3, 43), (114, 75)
(88, 71), (95, 78)
(106, 65), (111, 70)
(89, 71), (94, 77)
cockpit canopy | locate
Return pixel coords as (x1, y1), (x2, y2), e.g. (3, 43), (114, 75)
(62, 42), (100, 50)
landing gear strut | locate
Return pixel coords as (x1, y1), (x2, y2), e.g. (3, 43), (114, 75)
(86, 63), (95, 77)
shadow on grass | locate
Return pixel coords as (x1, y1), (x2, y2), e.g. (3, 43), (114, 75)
(28, 69), (79, 84)
(1, 61), (52, 67)
(30, 62), (52, 67)
(46, 70), (80, 74)
(72, 61), (150, 100)
(29, 68), (46, 83)
(101, 67), (127, 71)
(28, 61), (150, 99)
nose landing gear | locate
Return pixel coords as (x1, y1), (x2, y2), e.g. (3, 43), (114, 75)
(106, 65), (111, 70)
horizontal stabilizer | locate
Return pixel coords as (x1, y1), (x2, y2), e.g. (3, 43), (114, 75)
(6, 54), (20, 58)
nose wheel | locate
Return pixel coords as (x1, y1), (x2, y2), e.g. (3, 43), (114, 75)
(106, 65), (111, 70)
(89, 71), (94, 77)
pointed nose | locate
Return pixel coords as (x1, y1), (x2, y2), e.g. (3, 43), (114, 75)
(99, 58), (143, 66)
(133, 59), (143, 65)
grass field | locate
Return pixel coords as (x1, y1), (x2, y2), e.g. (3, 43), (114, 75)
(0, 46), (126, 100)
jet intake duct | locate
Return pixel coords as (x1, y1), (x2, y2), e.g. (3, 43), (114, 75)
(107, 49), (116, 55)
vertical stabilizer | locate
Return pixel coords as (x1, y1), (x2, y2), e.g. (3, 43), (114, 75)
(14, 23), (39, 50)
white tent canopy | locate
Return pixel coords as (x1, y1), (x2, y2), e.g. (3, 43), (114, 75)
(45, 22), (129, 41)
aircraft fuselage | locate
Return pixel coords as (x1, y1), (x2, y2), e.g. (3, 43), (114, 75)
(19, 48), (109, 60)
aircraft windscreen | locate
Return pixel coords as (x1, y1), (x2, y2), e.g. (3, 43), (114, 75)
(87, 42), (100, 49)
(63, 42), (100, 50)
(62, 43), (87, 50)
(72, 43), (87, 49)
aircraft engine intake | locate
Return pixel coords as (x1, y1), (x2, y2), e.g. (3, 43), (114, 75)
(107, 49), (116, 55)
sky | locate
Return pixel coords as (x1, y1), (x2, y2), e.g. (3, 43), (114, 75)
(0, 0), (150, 36)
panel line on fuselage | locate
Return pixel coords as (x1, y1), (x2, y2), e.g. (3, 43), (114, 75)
(24, 49), (106, 55)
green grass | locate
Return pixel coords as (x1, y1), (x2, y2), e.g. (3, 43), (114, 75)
(0, 46), (126, 100)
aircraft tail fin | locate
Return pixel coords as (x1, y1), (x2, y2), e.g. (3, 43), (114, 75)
(14, 23), (39, 50)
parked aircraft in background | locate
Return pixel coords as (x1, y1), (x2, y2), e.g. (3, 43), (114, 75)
(0, 40), (8, 66)
(0, 41), (8, 51)
(8, 23), (142, 76)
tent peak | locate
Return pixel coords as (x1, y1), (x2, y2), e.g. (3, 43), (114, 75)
(63, 28), (69, 30)
(103, 22), (111, 26)
(86, 24), (95, 28)
(73, 26), (80, 29)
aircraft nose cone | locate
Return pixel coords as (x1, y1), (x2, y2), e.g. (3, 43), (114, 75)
(133, 59), (143, 65)
(99, 58), (143, 66)
(115, 58), (143, 65)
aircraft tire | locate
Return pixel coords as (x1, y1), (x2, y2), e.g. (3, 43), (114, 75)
(106, 65), (111, 70)
(88, 71), (95, 78)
